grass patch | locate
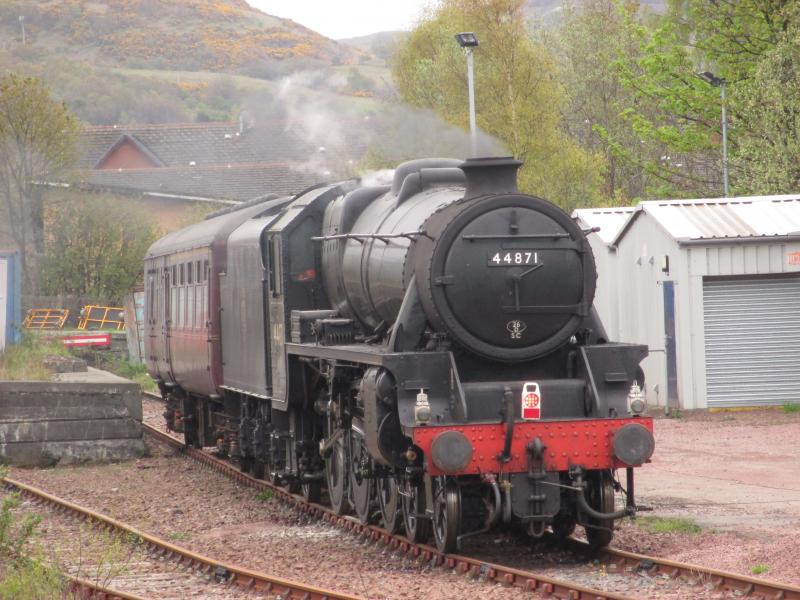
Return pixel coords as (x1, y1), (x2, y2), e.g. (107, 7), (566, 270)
(256, 489), (274, 502)
(782, 403), (800, 414)
(167, 531), (190, 542)
(0, 472), (72, 599)
(751, 564), (770, 575)
(0, 333), (71, 381)
(637, 516), (701, 534)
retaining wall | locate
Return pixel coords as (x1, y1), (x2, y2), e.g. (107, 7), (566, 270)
(0, 371), (144, 467)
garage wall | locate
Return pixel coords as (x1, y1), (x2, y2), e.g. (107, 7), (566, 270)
(685, 241), (800, 407)
(608, 214), (686, 409)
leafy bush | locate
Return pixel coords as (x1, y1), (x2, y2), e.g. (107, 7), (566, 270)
(39, 194), (158, 305)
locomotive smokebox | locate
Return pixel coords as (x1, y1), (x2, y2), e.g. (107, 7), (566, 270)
(460, 156), (522, 199)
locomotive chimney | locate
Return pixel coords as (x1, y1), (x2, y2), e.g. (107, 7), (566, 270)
(460, 156), (522, 199)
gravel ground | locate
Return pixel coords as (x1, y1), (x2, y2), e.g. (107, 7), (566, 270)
(9, 441), (536, 600)
(10, 402), (800, 599)
(623, 408), (800, 586)
(3, 490), (260, 599)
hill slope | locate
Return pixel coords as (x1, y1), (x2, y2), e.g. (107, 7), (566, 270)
(0, 0), (362, 73)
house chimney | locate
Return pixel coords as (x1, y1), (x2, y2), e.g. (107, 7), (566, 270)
(238, 111), (254, 135)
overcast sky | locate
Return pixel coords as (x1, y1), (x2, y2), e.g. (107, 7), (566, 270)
(247, 1), (433, 39)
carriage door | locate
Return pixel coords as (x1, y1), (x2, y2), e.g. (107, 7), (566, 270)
(163, 264), (174, 379)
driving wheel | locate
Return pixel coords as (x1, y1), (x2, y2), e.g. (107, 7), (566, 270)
(432, 476), (461, 553)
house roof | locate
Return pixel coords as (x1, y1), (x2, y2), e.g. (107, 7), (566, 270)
(612, 194), (800, 246)
(81, 163), (326, 202)
(572, 207), (636, 244)
(74, 121), (366, 202)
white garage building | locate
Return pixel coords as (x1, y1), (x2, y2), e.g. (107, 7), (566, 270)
(574, 195), (800, 410)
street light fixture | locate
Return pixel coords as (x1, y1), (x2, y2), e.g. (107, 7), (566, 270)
(455, 32), (479, 156)
(697, 71), (729, 197)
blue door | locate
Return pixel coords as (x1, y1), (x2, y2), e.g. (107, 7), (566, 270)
(662, 281), (679, 408)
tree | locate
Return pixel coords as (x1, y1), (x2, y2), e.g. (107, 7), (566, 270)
(38, 195), (158, 303)
(391, 0), (604, 210)
(554, 0), (668, 202)
(608, 1), (800, 197)
(734, 6), (800, 192)
(0, 74), (79, 292)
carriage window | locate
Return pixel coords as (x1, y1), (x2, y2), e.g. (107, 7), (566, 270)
(172, 265), (176, 284)
(268, 236), (282, 296)
(147, 276), (154, 323)
(196, 261), (201, 283)
(204, 260), (209, 282)
(187, 262), (193, 284)
(179, 264), (185, 285)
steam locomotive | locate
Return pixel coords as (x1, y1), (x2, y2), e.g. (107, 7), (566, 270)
(144, 157), (654, 552)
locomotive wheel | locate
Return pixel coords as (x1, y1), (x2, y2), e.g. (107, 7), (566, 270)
(325, 436), (351, 515)
(585, 471), (615, 548)
(252, 459), (266, 480)
(349, 430), (376, 524)
(432, 476), (461, 553)
(377, 475), (402, 534)
(301, 481), (322, 503)
(551, 513), (576, 540)
(239, 456), (253, 475)
(401, 479), (431, 543)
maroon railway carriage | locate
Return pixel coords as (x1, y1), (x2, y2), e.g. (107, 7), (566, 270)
(145, 157), (654, 553)
(144, 198), (283, 399)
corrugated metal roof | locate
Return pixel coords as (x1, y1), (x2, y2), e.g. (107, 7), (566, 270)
(612, 194), (800, 246)
(572, 207), (636, 244)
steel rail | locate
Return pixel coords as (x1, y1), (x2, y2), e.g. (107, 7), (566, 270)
(144, 392), (800, 600)
(64, 576), (149, 600)
(597, 545), (800, 600)
(144, 422), (633, 600)
(1, 475), (361, 600)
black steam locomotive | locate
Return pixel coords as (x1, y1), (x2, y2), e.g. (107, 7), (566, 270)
(144, 157), (654, 552)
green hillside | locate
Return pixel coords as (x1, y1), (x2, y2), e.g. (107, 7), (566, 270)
(0, 0), (387, 124)
(1, 0), (361, 72)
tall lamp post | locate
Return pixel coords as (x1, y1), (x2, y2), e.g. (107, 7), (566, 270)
(455, 32), (479, 157)
(697, 71), (729, 197)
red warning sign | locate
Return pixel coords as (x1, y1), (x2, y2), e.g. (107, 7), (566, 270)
(521, 382), (541, 420)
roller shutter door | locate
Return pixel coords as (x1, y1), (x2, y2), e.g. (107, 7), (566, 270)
(703, 276), (800, 407)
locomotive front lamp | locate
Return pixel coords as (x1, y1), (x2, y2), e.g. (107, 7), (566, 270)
(696, 70), (729, 196)
(454, 32), (479, 157)
(627, 380), (646, 415)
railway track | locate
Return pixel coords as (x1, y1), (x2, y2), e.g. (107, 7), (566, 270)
(142, 391), (800, 600)
(1, 475), (360, 600)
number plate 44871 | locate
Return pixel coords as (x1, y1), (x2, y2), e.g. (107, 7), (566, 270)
(488, 250), (539, 266)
